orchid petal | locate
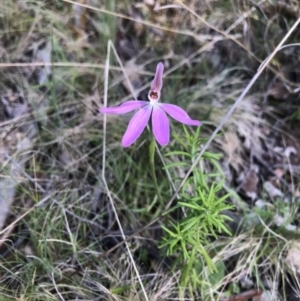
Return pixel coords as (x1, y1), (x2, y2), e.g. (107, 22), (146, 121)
(122, 105), (152, 147)
(152, 106), (170, 146)
(100, 100), (148, 115)
(151, 62), (164, 92)
(160, 103), (201, 126)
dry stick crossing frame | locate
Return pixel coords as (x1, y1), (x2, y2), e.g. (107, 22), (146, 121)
(100, 16), (300, 258)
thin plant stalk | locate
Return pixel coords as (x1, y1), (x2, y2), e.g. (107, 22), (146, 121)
(149, 135), (163, 205)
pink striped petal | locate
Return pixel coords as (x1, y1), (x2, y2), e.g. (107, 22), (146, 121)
(152, 106), (170, 146)
(160, 104), (201, 126)
(100, 100), (148, 115)
(151, 62), (164, 92)
(122, 105), (152, 147)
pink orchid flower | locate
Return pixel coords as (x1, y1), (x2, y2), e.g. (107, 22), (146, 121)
(100, 62), (201, 147)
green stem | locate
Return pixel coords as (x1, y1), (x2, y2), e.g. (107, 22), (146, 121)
(149, 136), (163, 205)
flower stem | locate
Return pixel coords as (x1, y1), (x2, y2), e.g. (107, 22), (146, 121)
(149, 136), (163, 205)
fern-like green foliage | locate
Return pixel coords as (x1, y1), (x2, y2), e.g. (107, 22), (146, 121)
(161, 126), (233, 280)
